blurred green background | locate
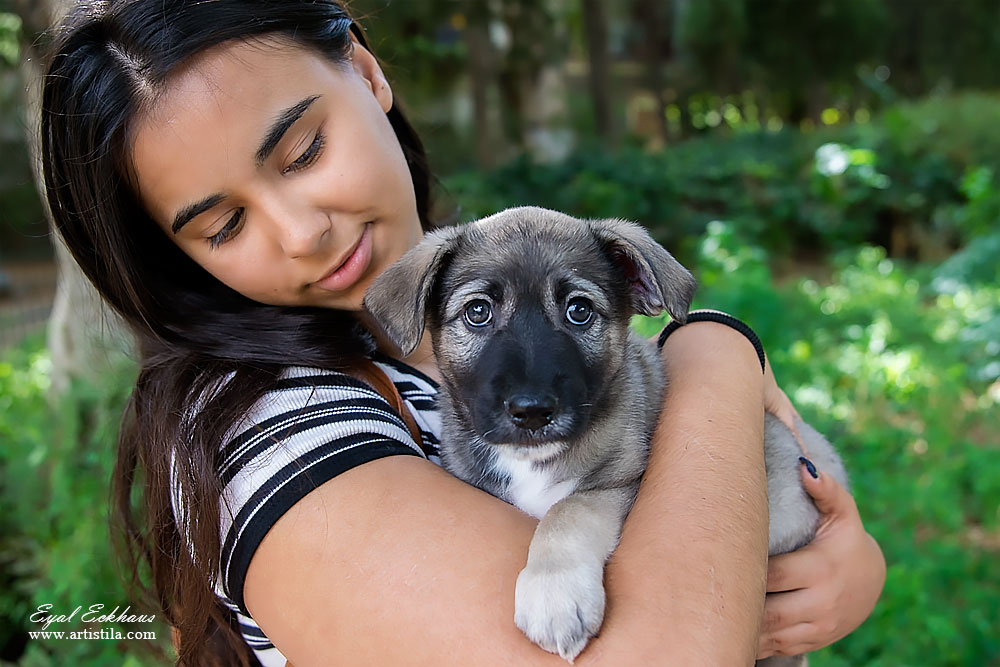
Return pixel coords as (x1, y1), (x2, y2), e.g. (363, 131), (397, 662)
(1, 0), (998, 664)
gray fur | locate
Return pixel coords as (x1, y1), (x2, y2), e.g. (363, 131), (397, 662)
(364, 206), (847, 664)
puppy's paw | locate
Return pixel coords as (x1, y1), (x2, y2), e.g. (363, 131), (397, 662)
(514, 559), (605, 663)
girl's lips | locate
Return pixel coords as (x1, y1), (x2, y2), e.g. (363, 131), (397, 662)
(313, 224), (373, 292)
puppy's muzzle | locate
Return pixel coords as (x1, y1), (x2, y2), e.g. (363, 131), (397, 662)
(505, 393), (558, 431)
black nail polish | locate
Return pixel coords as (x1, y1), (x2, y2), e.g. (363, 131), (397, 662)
(799, 456), (819, 479)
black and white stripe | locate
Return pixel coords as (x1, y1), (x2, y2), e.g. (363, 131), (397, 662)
(170, 360), (440, 667)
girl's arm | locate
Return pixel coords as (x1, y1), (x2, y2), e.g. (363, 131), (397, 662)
(596, 320), (769, 664)
(243, 322), (768, 665)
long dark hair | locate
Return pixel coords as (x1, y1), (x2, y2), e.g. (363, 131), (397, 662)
(40, 1), (435, 664)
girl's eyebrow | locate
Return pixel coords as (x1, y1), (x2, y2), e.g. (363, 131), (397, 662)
(172, 192), (226, 234)
(170, 95), (322, 234)
(254, 94), (321, 167)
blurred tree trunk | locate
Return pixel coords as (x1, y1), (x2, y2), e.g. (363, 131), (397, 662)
(14, 0), (133, 398)
(581, 0), (616, 145)
(670, 0), (695, 137)
(498, 0), (546, 149)
(497, 0), (569, 158)
(464, 4), (496, 169)
(633, 0), (674, 144)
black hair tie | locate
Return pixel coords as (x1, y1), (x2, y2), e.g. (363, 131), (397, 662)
(657, 309), (766, 374)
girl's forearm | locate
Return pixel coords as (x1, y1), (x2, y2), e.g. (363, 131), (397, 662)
(590, 322), (769, 665)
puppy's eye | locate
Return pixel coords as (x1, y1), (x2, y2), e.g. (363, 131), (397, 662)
(464, 299), (493, 327)
(566, 297), (593, 325)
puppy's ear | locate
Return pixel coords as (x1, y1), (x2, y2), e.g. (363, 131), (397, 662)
(589, 218), (696, 322)
(363, 226), (462, 356)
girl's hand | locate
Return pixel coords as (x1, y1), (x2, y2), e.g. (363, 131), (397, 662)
(756, 463), (886, 658)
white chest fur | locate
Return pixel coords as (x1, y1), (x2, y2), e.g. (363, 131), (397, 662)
(493, 450), (579, 519)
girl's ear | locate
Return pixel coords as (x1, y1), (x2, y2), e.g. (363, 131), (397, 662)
(348, 33), (393, 113)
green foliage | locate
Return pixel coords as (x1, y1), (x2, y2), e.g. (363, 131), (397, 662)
(445, 93), (1000, 261)
(445, 131), (812, 260)
(0, 340), (172, 665)
(650, 221), (1000, 666)
(0, 12), (20, 66)
(878, 94), (1000, 169)
(0, 336), (44, 661)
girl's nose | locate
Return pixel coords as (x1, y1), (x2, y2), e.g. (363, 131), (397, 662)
(281, 218), (332, 259)
(261, 194), (332, 259)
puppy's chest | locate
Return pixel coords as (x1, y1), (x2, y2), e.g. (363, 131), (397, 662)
(491, 452), (579, 519)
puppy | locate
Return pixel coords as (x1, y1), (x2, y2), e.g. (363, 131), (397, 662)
(364, 206), (847, 665)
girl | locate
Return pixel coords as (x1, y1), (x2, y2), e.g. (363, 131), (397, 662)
(40, 1), (884, 665)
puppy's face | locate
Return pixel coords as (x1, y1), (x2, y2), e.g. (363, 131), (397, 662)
(363, 207), (696, 463)
(430, 224), (634, 460)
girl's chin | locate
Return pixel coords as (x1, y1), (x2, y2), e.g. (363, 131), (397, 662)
(304, 293), (366, 311)
(311, 280), (372, 311)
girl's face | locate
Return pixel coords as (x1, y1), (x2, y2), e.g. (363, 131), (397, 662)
(130, 37), (423, 311)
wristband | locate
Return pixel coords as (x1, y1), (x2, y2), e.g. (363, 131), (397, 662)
(657, 310), (766, 374)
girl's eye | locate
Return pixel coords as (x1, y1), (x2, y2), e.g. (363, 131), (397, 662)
(283, 131), (325, 174)
(566, 297), (594, 326)
(464, 299), (493, 327)
(207, 209), (244, 249)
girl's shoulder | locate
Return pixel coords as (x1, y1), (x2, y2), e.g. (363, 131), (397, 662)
(248, 358), (440, 449)
(199, 357), (440, 454)
(173, 358), (442, 629)
(212, 359), (442, 488)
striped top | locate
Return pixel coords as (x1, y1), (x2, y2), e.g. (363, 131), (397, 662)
(169, 355), (441, 666)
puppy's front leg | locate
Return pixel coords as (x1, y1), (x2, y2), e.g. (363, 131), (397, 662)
(515, 485), (635, 662)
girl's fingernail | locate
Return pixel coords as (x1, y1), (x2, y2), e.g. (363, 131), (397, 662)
(799, 456), (819, 479)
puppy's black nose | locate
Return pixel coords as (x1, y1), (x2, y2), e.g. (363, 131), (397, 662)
(506, 394), (557, 431)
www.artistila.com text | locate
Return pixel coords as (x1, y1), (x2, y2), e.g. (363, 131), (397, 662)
(29, 627), (157, 641)
(27, 603), (158, 641)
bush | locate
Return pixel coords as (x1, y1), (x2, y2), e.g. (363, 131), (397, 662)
(443, 93), (1000, 262)
(639, 221), (999, 665)
(0, 338), (172, 666)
